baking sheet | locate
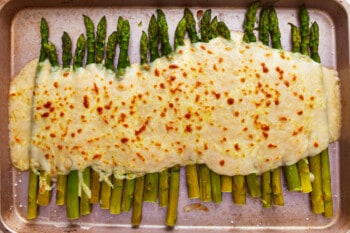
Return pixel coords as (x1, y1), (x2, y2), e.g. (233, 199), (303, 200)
(1, 0), (350, 232)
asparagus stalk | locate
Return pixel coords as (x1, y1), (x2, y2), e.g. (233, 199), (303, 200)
(285, 17), (303, 192)
(268, 8), (284, 206)
(221, 175), (233, 193)
(55, 173), (67, 206)
(320, 149), (333, 218)
(243, 3), (262, 199)
(130, 32), (149, 225)
(243, 1), (259, 43)
(90, 169), (101, 204)
(95, 16), (107, 64)
(73, 34), (86, 70)
(157, 9), (172, 207)
(198, 10), (222, 203)
(61, 31), (72, 68)
(65, 34), (86, 219)
(110, 177), (123, 214)
(184, 8), (199, 43)
(259, 5), (272, 204)
(309, 21), (327, 215)
(143, 16), (160, 203)
(174, 13), (201, 199)
(80, 168), (91, 215)
(116, 19), (131, 77)
(217, 21), (231, 40)
(297, 7), (313, 193)
(132, 176), (145, 226)
(121, 178), (136, 212)
(246, 174), (261, 197)
(232, 175), (246, 205)
(300, 5), (310, 56)
(83, 15), (95, 65)
(148, 15), (159, 62)
(199, 164), (212, 202)
(174, 16), (187, 50)
(210, 16), (219, 40)
(309, 154), (324, 213)
(166, 165), (180, 227)
(100, 175), (112, 209)
(157, 9), (172, 56)
(39, 18), (49, 62)
(258, 9), (273, 207)
(105, 31), (118, 70)
(66, 170), (79, 219)
(37, 42), (59, 206)
(27, 170), (39, 219)
(200, 9), (212, 43)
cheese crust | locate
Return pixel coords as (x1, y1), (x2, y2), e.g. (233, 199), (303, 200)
(9, 32), (341, 178)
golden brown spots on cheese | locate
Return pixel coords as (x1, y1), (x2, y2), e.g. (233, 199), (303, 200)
(314, 141), (319, 148)
(83, 95), (89, 108)
(261, 62), (269, 73)
(268, 144), (277, 148)
(297, 110), (303, 115)
(219, 160), (225, 166)
(234, 143), (240, 151)
(169, 64), (179, 69)
(227, 98), (234, 105)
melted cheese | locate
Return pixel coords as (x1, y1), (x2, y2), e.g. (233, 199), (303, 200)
(9, 32), (341, 177)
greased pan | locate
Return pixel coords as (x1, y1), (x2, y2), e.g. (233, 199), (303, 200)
(0, 0), (349, 232)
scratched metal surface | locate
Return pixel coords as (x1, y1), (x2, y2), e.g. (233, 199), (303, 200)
(0, 0), (349, 232)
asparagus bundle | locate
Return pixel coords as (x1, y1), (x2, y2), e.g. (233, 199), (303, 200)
(24, 6), (335, 224)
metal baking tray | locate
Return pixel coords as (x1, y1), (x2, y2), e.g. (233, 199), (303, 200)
(1, 0), (349, 232)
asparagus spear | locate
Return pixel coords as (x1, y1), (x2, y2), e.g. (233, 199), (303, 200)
(80, 168), (91, 215)
(243, 1), (259, 43)
(66, 170), (79, 219)
(37, 42), (59, 206)
(199, 164), (212, 202)
(232, 175), (246, 205)
(310, 21), (321, 63)
(130, 33), (149, 225)
(184, 8), (199, 43)
(156, 9), (172, 207)
(174, 16), (187, 50)
(297, 7), (313, 194)
(217, 21), (231, 40)
(210, 16), (219, 40)
(95, 16), (107, 64)
(140, 31), (149, 65)
(61, 31), (72, 68)
(243, 3), (262, 199)
(143, 16), (160, 203)
(320, 149), (333, 218)
(221, 175), (233, 193)
(148, 15), (159, 62)
(39, 18), (49, 62)
(116, 20), (131, 77)
(309, 21), (327, 215)
(27, 170), (39, 219)
(284, 24), (303, 193)
(300, 5), (310, 56)
(174, 13), (201, 199)
(65, 34), (87, 219)
(36, 171), (51, 206)
(100, 175), (112, 209)
(131, 176), (145, 226)
(268, 8), (284, 206)
(200, 9), (212, 43)
(165, 165), (180, 227)
(255, 6), (271, 205)
(105, 31), (118, 70)
(309, 154), (324, 213)
(90, 169), (101, 204)
(83, 15), (95, 65)
(121, 178), (136, 212)
(110, 177), (123, 214)
(73, 34), (86, 70)
(157, 9), (172, 56)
